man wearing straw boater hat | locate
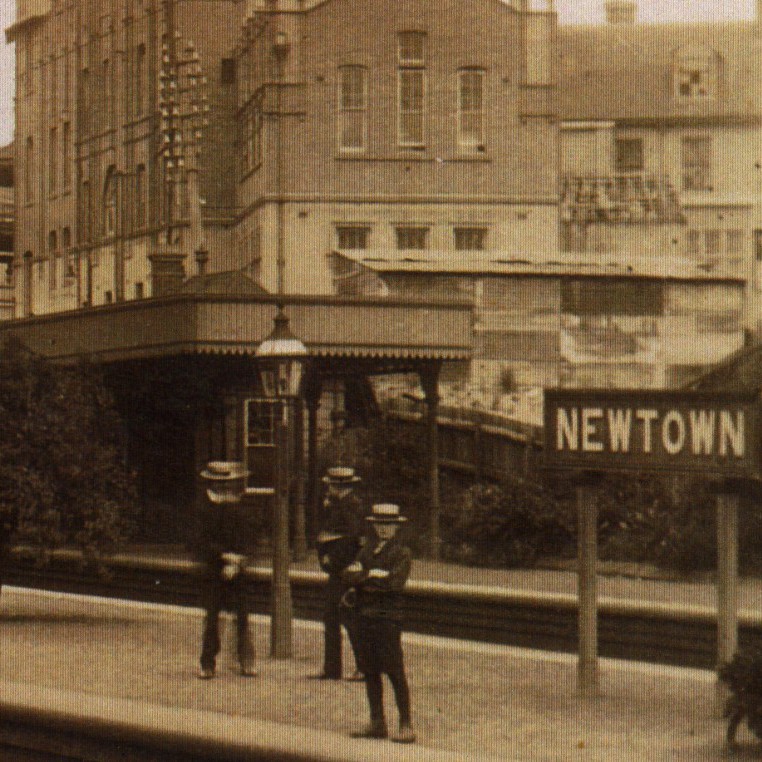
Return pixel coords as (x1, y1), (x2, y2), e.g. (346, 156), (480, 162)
(342, 503), (415, 744)
(196, 461), (257, 680)
(312, 465), (365, 681)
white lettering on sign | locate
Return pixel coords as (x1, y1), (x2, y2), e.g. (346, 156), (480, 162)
(636, 409), (658, 454)
(553, 406), (747, 459)
(661, 410), (686, 455)
(582, 408), (603, 452)
(720, 411), (744, 457)
(607, 408), (632, 453)
(557, 407), (578, 451)
(689, 410), (715, 455)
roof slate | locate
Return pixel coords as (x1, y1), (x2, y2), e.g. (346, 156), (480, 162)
(559, 20), (762, 122)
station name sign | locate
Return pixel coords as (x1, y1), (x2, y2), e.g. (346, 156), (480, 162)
(544, 389), (762, 479)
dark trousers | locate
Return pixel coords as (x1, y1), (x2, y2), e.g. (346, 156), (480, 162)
(356, 616), (411, 728)
(323, 575), (359, 677)
(200, 573), (254, 671)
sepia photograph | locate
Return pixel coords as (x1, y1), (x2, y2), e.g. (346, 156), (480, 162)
(0, 0), (760, 759)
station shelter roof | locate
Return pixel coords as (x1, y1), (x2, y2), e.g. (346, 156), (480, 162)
(0, 293), (472, 368)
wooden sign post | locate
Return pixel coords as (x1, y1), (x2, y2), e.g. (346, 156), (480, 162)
(544, 389), (761, 698)
(716, 489), (739, 714)
(577, 483), (599, 697)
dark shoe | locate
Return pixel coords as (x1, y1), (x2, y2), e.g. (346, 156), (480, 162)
(345, 670), (364, 682)
(392, 724), (416, 744)
(351, 723), (388, 739)
(197, 667), (215, 680)
(309, 672), (340, 680)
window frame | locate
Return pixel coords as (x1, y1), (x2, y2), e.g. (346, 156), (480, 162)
(243, 398), (284, 493)
(337, 65), (368, 152)
(681, 136), (712, 192)
(336, 225), (370, 250)
(457, 69), (486, 152)
(395, 225), (429, 250)
(454, 226), (487, 251)
(397, 31), (427, 149)
(614, 137), (644, 173)
(398, 69), (426, 148)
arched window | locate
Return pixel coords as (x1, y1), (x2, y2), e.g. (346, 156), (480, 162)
(103, 166), (118, 238)
(673, 44), (719, 100)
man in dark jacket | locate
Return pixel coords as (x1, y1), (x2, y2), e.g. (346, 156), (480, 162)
(196, 460), (257, 680)
(312, 466), (364, 680)
(343, 503), (415, 744)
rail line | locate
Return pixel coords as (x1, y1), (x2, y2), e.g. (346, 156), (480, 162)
(4, 550), (762, 671)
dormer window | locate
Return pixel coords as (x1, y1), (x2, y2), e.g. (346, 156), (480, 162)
(673, 44), (718, 100)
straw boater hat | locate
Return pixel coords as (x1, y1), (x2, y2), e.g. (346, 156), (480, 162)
(322, 466), (361, 485)
(200, 461), (250, 482)
(366, 504), (407, 523)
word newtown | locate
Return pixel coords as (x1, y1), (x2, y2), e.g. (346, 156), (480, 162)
(555, 406), (745, 458)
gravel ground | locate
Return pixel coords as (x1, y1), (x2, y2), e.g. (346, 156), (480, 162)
(0, 588), (756, 760)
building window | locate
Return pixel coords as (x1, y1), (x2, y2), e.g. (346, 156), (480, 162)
(336, 226), (370, 249)
(134, 164), (146, 229)
(686, 229), (701, 256)
(458, 69), (485, 151)
(727, 230), (744, 257)
(48, 127), (57, 194)
(81, 179), (91, 242)
(134, 282), (144, 299)
(244, 398), (284, 491)
(338, 66), (367, 151)
(49, 55), (58, 118)
(62, 226), (74, 282)
(62, 122), (71, 190)
(134, 44), (145, 117)
(674, 45), (717, 99)
(682, 136), (712, 191)
(103, 59), (112, 127)
(48, 230), (58, 289)
(25, 137), (34, 203)
(454, 226), (487, 251)
(705, 229), (721, 257)
(80, 68), (90, 135)
(396, 226), (428, 250)
(398, 32), (426, 66)
(103, 168), (117, 238)
(244, 99), (263, 173)
(614, 138), (643, 173)
(220, 58), (237, 84)
(398, 32), (426, 148)
(755, 230), (762, 262)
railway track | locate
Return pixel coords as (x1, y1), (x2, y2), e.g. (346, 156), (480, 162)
(5, 550), (761, 671)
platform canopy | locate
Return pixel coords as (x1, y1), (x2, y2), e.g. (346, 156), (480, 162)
(0, 292), (472, 368)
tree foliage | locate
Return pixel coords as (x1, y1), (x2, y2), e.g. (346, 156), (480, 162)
(0, 336), (138, 563)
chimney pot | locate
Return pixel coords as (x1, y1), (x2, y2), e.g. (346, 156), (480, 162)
(605, 1), (636, 24)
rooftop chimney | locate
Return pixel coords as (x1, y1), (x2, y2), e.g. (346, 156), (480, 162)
(605, 1), (636, 24)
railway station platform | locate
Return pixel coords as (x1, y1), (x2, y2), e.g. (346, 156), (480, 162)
(0, 585), (751, 761)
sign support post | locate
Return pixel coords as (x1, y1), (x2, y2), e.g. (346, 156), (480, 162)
(716, 488), (739, 715)
(577, 483), (599, 697)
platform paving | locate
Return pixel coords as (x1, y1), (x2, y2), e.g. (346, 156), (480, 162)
(0, 585), (756, 760)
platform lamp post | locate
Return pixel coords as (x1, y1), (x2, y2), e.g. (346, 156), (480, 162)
(256, 303), (309, 658)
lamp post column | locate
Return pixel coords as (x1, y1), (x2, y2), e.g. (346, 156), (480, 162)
(271, 403), (293, 658)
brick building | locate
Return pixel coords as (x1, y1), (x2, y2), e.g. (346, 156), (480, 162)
(7, 0), (557, 315)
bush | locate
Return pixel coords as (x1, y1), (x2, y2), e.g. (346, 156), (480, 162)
(720, 648), (762, 746)
(441, 478), (575, 568)
(0, 336), (139, 567)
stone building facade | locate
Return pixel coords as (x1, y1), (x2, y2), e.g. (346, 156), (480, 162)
(558, 1), (762, 329)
